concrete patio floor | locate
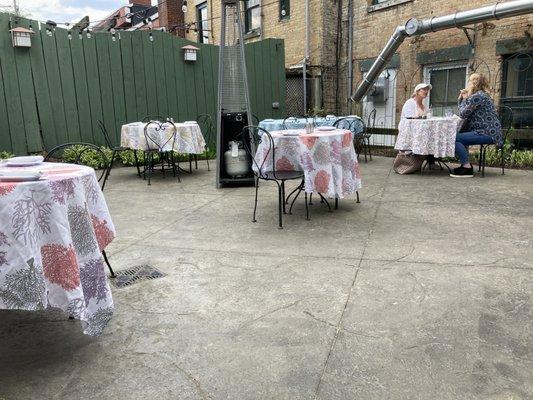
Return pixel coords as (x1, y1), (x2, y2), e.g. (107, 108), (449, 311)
(1, 156), (532, 399)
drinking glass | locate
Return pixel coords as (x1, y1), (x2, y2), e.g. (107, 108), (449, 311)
(445, 108), (453, 117)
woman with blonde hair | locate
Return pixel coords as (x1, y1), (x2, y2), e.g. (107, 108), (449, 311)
(451, 73), (502, 178)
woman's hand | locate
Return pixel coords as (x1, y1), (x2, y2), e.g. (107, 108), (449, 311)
(458, 89), (468, 101)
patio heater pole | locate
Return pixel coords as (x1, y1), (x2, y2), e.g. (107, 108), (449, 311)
(216, 0), (254, 188)
(350, 0), (533, 102)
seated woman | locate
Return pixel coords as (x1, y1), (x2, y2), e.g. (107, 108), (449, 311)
(401, 83), (432, 120)
(451, 73), (502, 178)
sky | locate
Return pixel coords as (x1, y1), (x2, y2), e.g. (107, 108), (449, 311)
(8, 0), (157, 26)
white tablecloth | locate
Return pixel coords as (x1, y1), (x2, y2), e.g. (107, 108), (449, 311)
(253, 129), (362, 198)
(0, 162), (115, 336)
(395, 116), (463, 158)
(121, 122), (206, 154)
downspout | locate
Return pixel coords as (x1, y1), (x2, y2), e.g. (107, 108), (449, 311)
(303, 0), (310, 115)
(347, 0), (354, 114)
(350, 0), (533, 102)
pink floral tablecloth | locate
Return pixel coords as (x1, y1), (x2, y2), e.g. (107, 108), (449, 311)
(395, 116), (463, 158)
(121, 122), (206, 154)
(253, 129), (362, 198)
(0, 163), (115, 336)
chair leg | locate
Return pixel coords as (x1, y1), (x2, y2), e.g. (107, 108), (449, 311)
(289, 183), (303, 214)
(102, 250), (116, 278)
(309, 193), (313, 205)
(133, 150), (142, 178)
(478, 146), (482, 172)
(481, 146), (486, 178)
(194, 154), (198, 170)
(367, 138), (372, 161)
(335, 197), (338, 210)
(252, 177), (259, 223)
(206, 152), (210, 171)
(356, 191), (360, 203)
(147, 153), (152, 185)
(304, 191), (309, 220)
(281, 180), (286, 214)
(277, 183), (283, 229)
(363, 142), (368, 163)
(501, 147), (505, 175)
(189, 154), (193, 173)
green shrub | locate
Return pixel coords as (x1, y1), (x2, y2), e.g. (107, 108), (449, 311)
(118, 148), (215, 166)
(63, 145), (112, 170)
(0, 151), (14, 160)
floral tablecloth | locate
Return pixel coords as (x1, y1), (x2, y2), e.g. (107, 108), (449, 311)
(121, 121), (206, 154)
(395, 116), (463, 158)
(0, 162), (116, 336)
(253, 129), (362, 198)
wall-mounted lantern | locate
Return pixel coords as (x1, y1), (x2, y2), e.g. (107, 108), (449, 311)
(9, 27), (35, 48)
(182, 45), (199, 62)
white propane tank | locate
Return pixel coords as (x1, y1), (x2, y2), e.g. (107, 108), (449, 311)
(224, 141), (249, 177)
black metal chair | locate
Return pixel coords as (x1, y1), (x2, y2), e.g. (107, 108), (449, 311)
(44, 142), (116, 278)
(97, 120), (141, 181)
(478, 105), (513, 177)
(282, 116), (307, 130)
(195, 114), (215, 171)
(360, 109), (376, 162)
(143, 120), (179, 185)
(241, 126), (308, 229)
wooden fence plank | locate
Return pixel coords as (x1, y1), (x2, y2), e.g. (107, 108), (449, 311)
(172, 37), (187, 121)
(70, 30), (93, 144)
(109, 32), (126, 143)
(152, 31), (168, 118)
(0, 56), (12, 152)
(56, 28), (81, 142)
(41, 27), (69, 146)
(83, 32), (104, 144)
(0, 14), (27, 154)
(12, 18), (41, 152)
(132, 31), (147, 119)
(29, 21), (56, 150)
(162, 33), (178, 120)
(95, 33), (116, 145)
(120, 32), (137, 124)
(142, 32), (158, 117)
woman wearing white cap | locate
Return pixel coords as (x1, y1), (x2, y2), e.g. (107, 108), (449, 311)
(401, 83), (432, 119)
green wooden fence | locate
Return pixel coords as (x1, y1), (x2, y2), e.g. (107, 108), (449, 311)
(0, 13), (286, 155)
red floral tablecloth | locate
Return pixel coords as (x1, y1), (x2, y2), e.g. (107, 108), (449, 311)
(253, 129), (362, 198)
(0, 163), (115, 336)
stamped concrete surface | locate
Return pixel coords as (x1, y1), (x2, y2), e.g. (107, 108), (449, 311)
(0, 157), (532, 400)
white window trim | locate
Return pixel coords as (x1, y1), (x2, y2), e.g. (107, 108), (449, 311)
(423, 61), (469, 110)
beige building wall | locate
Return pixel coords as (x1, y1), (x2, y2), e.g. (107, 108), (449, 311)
(170, 1), (532, 120)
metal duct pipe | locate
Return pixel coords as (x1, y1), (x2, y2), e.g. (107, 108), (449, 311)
(350, 0), (533, 102)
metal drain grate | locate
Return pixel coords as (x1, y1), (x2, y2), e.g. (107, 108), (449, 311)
(111, 264), (165, 288)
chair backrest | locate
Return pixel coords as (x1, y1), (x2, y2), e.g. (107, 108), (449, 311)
(196, 114), (214, 149)
(497, 105), (514, 143)
(97, 119), (115, 148)
(144, 120), (177, 152)
(44, 142), (109, 189)
(241, 125), (281, 181)
(141, 115), (167, 123)
(314, 114), (337, 127)
(366, 109), (377, 130)
(333, 117), (352, 131)
(252, 114), (260, 126)
(350, 116), (365, 135)
(282, 116), (306, 130)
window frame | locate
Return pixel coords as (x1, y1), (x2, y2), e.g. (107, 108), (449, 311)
(279, 0), (290, 20)
(244, 0), (261, 34)
(423, 62), (468, 116)
(196, 2), (209, 44)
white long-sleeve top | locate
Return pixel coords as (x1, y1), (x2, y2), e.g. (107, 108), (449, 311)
(401, 98), (426, 119)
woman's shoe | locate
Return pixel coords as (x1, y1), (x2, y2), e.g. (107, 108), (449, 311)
(450, 166), (474, 178)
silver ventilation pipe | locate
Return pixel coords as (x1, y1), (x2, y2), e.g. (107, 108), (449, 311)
(350, 0), (533, 102)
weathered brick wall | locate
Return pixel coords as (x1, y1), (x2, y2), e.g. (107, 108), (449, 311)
(161, 0), (533, 118)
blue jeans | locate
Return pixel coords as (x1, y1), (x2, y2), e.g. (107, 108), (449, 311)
(455, 131), (494, 164)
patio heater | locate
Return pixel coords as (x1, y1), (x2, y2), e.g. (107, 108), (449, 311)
(216, 0), (254, 188)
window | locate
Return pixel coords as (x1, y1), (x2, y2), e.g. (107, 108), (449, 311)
(501, 52), (533, 129)
(244, 0), (261, 34)
(196, 2), (208, 44)
(280, 0), (290, 20)
(424, 63), (467, 116)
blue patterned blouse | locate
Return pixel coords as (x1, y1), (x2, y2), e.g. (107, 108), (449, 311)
(458, 91), (502, 146)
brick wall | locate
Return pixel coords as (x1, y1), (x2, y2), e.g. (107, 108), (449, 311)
(160, 0), (533, 117)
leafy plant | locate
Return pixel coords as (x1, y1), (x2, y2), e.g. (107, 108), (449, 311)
(62, 145), (113, 170)
(0, 151), (14, 160)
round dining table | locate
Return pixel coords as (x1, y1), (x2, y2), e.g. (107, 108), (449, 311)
(0, 162), (115, 336)
(253, 128), (362, 199)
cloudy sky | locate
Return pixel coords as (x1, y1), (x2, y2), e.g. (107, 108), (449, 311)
(12, 0), (156, 26)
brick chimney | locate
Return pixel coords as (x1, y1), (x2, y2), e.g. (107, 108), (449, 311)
(158, 0), (185, 38)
